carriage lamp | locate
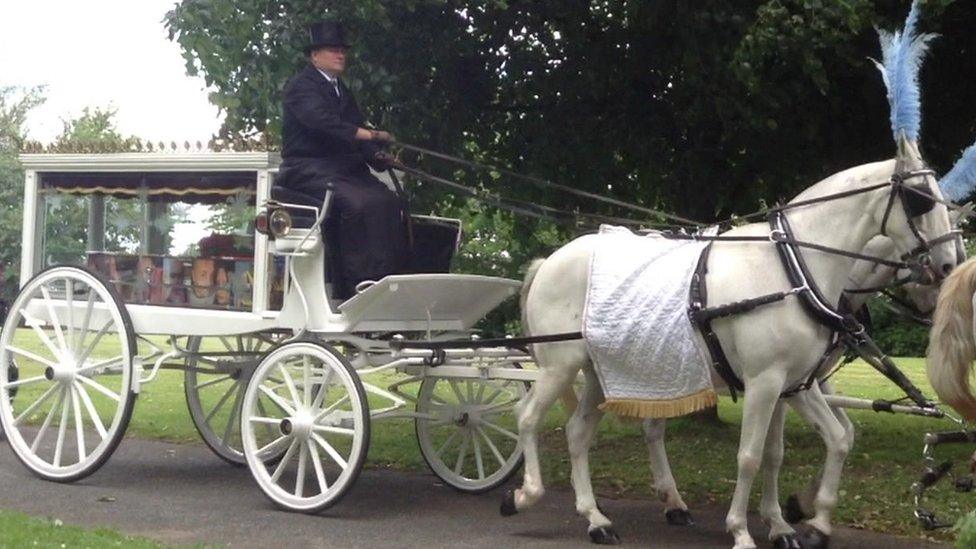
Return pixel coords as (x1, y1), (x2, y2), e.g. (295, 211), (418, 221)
(254, 211), (270, 236)
(269, 208), (293, 238)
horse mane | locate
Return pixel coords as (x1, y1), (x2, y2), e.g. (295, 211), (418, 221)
(872, 0), (937, 143)
(927, 257), (976, 420)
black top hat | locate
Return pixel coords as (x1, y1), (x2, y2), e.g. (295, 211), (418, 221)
(305, 21), (350, 53)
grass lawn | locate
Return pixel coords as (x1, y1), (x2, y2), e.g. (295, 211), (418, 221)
(2, 326), (971, 544)
(0, 509), (162, 548)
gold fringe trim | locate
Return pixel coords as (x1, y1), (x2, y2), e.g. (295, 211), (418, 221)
(598, 389), (718, 419)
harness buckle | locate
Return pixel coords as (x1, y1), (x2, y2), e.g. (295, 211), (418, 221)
(768, 229), (787, 243)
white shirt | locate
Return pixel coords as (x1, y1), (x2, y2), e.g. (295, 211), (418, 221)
(316, 68), (341, 99)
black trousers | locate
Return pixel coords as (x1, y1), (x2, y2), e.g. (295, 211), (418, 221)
(276, 158), (409, 300)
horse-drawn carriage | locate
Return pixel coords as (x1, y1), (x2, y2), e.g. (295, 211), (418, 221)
(0, 150), (536, 512)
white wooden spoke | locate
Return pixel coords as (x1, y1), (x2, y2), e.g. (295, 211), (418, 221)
(428, 394), (450, 407)
(256, 400), (275, 438)
(480, 419), (519, 441)
(295, 444), (308, 497)
(481, 381), (514, 407)
(235, 335), (244, 353)
(30, 386), (65, 452)
(466, 380), (474, 404)
(39, 286), (68, 355)
(73, 289), (96, 355)
(307, 440), (329, 494)
(472, 431), (485, 480)
(474, 380), (487, 404)
(64, 279), (75, 353)
(4, 345), (57, 369)
(54, 388), (72, 467)
(14, 383), (59, 426)
(76, 355), (125, 375)
(310, 368), (333, 411)
(476, 426), (507, 467)
(481, 398), (520, 416)
(311, 432), (348, 470)
(278, 365), (302, 409)
(453, 430), (470, 475)
(73, 380), (107, 439)
(257, 435), (290, 455)
(312, 425), (355, 437)
(204, 380), (239, 424)
(218, 336), (235, 352)
(259, 384), (296, 416)
(77, 320), (115, 365)
(271, 439), (300, 483)
(435, 429), (461, 459)
(4, 375), (47, 389)
(249, 416), (281, 426)
(448, 380), (467, 405)
(302, 356), (311, 408)
(72, 384), (86, 461)
(220, 384), (244, 449)
(313, 394), (349, 423)
(22, 310), (62, 361)
(192, 374), (232, 391)
(76, 374), (121, 403)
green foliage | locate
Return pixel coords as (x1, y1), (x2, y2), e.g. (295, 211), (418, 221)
(866, 297), (930, 357)
(956, 509), (976, 548)
(0, 85), (45, 299)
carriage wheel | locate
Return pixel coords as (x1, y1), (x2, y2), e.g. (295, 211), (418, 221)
(0, 265), (136, 482)
(241, 340), (369, 512)
(184, 332), (285, 466)
(415, 370), (527, 493)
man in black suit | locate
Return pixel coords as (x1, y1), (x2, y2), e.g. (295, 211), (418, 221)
(276, 21), (408, 300)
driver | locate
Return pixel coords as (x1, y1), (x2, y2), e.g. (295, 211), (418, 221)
(275, 21), (408, 300)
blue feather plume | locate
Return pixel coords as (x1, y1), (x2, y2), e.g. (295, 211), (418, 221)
(939, 142), (976, 202)
(872, 0), (937, 143)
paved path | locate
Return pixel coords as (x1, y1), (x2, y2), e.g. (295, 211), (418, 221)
(0, 437), (946, 548)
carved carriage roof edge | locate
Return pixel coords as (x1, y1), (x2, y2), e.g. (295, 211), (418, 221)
(17, 151), (282, 172)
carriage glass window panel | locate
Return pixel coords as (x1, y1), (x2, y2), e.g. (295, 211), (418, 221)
(38, 171), (262, 311)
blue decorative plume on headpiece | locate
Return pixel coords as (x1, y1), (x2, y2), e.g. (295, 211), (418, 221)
(872, 0), (937, 143)
(939, 143), (976, 202)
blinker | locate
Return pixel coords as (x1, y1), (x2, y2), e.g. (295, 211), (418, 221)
(903, 183), (936, 217)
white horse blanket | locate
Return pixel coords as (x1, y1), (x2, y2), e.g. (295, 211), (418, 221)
(583, 226), (717, 418)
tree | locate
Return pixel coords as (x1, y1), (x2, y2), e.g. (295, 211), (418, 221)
(164, 0), (976, 332)
(0, 86), (45, 299)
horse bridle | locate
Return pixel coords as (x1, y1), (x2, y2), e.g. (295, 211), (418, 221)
(878, 168), (962, 283)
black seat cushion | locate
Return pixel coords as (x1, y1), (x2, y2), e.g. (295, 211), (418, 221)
(270, 185), (320, 228)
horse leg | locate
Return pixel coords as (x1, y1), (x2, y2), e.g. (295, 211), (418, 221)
(785, 383), (855, 524)
(501, 356), (579, 516)
(565, 369), (618, 544)
(784, 385), (851, 549)
(726, 371), (786, 549)
(758, 401), (800, 548)
(642, 418), (694, 526)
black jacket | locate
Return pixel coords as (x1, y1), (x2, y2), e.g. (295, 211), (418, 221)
(280, 64), (384, 175)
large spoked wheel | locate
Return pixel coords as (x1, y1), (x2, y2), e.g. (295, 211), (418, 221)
(184, 333), (284, 466)
(415, 371), (527, 493)
(0, 265), (137, 482)
(241, 340), (369, 513)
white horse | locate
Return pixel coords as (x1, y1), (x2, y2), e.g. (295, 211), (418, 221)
(503, 137), (956, 549)
(640, 234), (945, 532)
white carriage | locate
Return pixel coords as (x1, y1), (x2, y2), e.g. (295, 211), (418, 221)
(0, 151), (536, 512)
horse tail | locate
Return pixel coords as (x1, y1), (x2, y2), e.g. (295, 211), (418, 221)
(520, 259), (546, 335)
(927, 259), (976, 421)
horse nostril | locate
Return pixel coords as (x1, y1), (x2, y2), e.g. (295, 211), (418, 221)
(943, 263), (954, 276)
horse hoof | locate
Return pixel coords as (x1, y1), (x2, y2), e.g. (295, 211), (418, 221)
(588, 526), (622, 545)
(772, 533), (802, 549)
(665, 508), (695, 526)
(799, 527), (830, 549)
(783, 494), (808, 524)
(500, 489), (518, 517)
